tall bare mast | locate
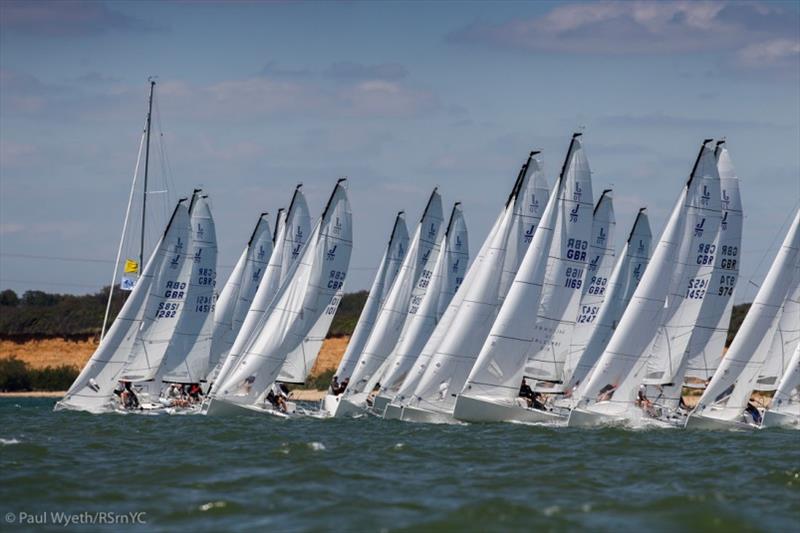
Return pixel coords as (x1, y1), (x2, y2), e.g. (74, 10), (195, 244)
(140, 78), (156, 270)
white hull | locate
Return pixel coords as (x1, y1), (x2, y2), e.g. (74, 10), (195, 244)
(567, 407), (628, 428)
(761, 410), (800, 429)
(453, 394), (563, 424)
(371, 394), (391, 414)
(684, 412), (756, 431)
(204, 398), (293, 418)
(383, 403), (403, 420)
(400, 405), (456, 424)
(331, 396), (367, 418)
(321, 393), (340, 417)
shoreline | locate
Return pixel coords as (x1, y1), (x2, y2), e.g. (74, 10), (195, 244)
(0, 391), (65, 398)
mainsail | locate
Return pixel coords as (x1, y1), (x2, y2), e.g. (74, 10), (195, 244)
(559, 190), (616, 392)
(342, 189), (444, 400)
(331, 212), (409, 384)
(55, 199), (187, 413)
(405, 150), (552, 417)
(762, 344), (800, 427)
(687, 208), (800, 428)
(159, 192), (218, 384)
(213, 180), (353, 409)
(372, 203), (469, 398)
(212, 186), (310, 388)
(209, 213), (273, 371)
(563, 209), (652, 397)
(457, 134), (592, 413)
(569, 140), (720, 424)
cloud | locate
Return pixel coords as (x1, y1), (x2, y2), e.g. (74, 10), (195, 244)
(74, 72), (122, 84)
(737, 38), (800, 67)
(448, 1), (799, 61)
(324, 62), (408, 81)
(0, 0), (161, 36)
(598, 112), (785, 131)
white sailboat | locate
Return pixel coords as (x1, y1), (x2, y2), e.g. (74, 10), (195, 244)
(208, 213), (273, 376)
(207, 180), (353, 416)
(762, 344), (800, 428)
(686, 208), (800, 429)
(55, 198), (188, 413)
(333, 189), (444, 416)
(561, 208), (652, 399)
(396, 152), (550, 423)
(323, 212), (409, 415)
(454, 133), (593, 424)
(568, 140), (721, 427)
(210, 186), (311, 389)
(370, 202), (470, 413)
(396, 151), (550, 423)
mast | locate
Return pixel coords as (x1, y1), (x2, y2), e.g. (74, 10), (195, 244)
(140, 78), (156, 270)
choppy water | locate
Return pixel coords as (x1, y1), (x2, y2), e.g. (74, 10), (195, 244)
(1, 398), (798, 532)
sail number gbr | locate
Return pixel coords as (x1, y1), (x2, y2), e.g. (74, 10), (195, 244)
(328, 270), (346, 290)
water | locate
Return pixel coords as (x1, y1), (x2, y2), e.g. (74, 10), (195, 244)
(2, 399), (798, 532)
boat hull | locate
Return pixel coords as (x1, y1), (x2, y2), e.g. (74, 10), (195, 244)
(383, 403), (403, 420)
(761, 410), (799, 429)
(453, 394), (563, 424)
(371, 394), (391, 414)
(567, 407), (628, 428)
(331, 396), (366, 418)
(204, 398), (293, 418)
(400, 405), (456, 424)
(684, 412), (756, 431)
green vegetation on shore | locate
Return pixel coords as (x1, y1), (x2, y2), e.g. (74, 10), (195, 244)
(0, 357), (78, 392)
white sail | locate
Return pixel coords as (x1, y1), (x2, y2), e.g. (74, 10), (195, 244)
(763, 344), (800, 426)
(687, 208), (800, 427)
(55, 201), (187, 413)
(332, 212), (409, 383)
(754, 262), (800, 390)
(569, 140), (720, 423)
(210, 248), (247, 364)
(159, 192), (219, 383)
(374, 203), (470, 396)
(683, 143), (744, 381)
(342, 189), (444, 399)
(212, 186), (310, 387)
(564, 209), (652, 396)
(213, 180), (353, 408)
(406, 150), (553, 416)
(559, 190), (616, 391)
(458, 134), (592, 412)
(119, 201), (193, 382)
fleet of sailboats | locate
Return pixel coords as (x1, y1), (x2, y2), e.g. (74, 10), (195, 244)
(58, 83), (800, 429)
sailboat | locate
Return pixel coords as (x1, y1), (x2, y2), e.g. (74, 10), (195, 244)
(686, 208), (800, 429)
(454, 133), (593, 423)
(323, 212), (409, 415)
(333, 189), (444, 416)
(395, 150), (550, 423)
(560, 208), (652, 399)
(370, 202), (470, 413)
(55, 197), (188, 413)
(209, 185), (311, 390)
(762, 344), (800, 428)
(567, 140), (725, 427)
(207, 179), (353, 416)
(208, 213), (273, 379)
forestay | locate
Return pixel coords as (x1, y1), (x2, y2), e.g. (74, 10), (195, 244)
(55, 200), (187, 413)
(332, 212), (409, 383)
(214, 180), (353, 408)
(559, 190), (616, 392)
(374, 203), (469, 397)
(404, 152), (550, 414)
(688, 208), (800, 425)
(571, 140), (720, 419)
(563, 209), (651, 397)
(160, 193), (218, 384)
(343, 189), (444, 398)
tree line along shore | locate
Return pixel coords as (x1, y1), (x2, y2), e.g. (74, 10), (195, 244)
(0, 287), (749, 393)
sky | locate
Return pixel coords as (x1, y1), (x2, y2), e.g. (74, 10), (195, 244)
(1, 0), (798, 304)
